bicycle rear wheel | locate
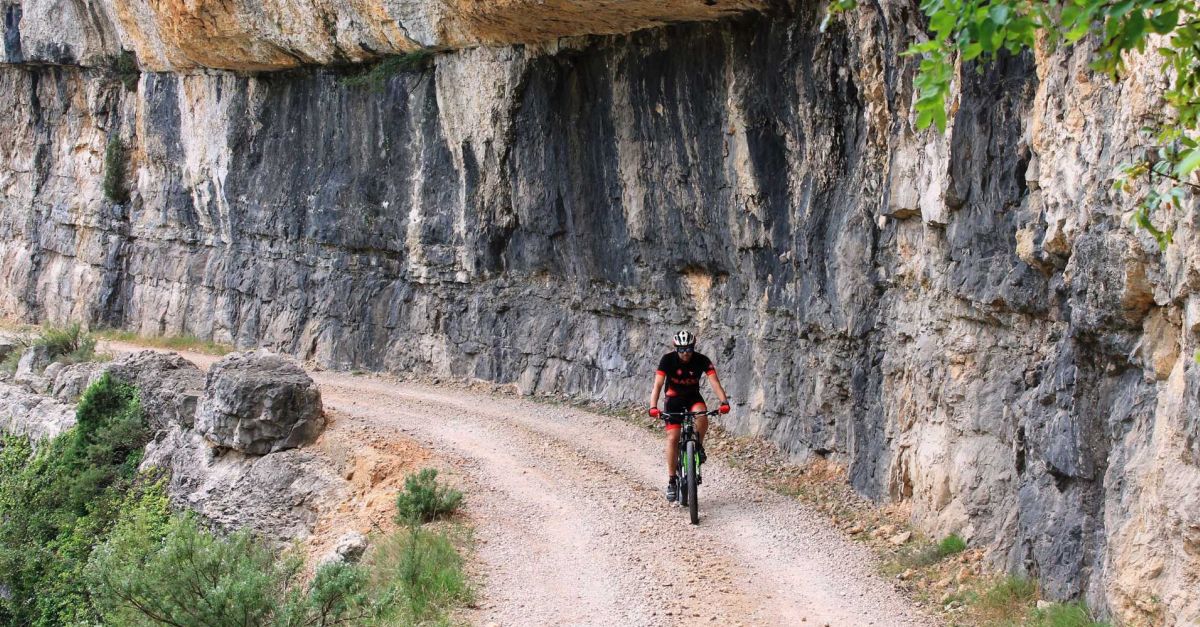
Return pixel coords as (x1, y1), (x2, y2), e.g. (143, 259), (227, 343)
(686, 440), (699, 525)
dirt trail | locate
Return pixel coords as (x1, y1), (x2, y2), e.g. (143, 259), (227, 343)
(106, 343), (934, 626)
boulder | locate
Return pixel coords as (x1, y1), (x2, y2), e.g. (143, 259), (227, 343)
(105, 351), (206, 431)
(195, 350), (325, 454)
(0, 383), (77, 442)
(0, 338), (17, 362)
(14, 345), (53, 390)
(319, 532), (369, 566)
(50, 362), (106, 404)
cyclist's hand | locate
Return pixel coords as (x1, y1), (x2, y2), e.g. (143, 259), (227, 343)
(718, 402), (730, 414)
(648, 407), (661, 418)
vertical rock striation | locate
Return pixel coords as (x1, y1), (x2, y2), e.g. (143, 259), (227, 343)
(0, 0), (1197, 622)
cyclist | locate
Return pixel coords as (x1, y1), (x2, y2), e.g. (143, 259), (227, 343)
(647, 330), (730, 503)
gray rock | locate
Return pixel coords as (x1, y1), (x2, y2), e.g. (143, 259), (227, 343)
(50, 362), (105, 404)
(195, 351), (325, 454)
(104, 351), (205, 431)
(14, 345), (53, 391)
(320, 532), (369, 566)
(0, 339), (19, 362)
(0, 382), (77, 442)
(140, 424), (345, 543)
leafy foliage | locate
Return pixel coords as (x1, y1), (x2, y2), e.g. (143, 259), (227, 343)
(825, 0), (1200, 243)
(103, 136), (130, 204)
(0, 380), (473, 627)
(394, 468), (464, 525)
(107, 49), (140, 92)
(0, 374), (147, 626)
(90, 514), (309, 626)
(341, 51), (433, 91)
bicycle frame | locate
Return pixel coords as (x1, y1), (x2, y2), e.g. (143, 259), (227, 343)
(661, 409), (719, 523)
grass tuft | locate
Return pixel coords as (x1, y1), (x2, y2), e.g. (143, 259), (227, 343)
(95, 329), (234, 356)
(938, 533), (967, 556)
(366, 524), (473, 624)
(2, 323), (99, 373)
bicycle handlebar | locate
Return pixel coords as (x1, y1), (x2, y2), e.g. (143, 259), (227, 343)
(658, 409), (722, 418)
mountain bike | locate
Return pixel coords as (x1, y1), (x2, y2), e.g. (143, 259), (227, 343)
(661, 409), (720, 525)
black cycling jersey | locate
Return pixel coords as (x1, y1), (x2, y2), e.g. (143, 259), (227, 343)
(656, 351), (716, 399)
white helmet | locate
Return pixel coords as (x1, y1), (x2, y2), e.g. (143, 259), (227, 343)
(672, 330), (695, 347)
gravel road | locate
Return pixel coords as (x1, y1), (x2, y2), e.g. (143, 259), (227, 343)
(316, 374), (935, 627)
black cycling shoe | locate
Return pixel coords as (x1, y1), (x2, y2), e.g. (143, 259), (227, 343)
(698, 443), (707, 465)
(666, 476), (679, 503)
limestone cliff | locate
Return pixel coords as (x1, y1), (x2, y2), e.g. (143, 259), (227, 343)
(1, 0), (1198, 622)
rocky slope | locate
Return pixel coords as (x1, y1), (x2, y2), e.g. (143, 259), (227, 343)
(0, 0), (1197, 622)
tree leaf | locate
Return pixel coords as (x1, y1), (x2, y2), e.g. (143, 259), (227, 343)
(1175, 148), (1200, 176)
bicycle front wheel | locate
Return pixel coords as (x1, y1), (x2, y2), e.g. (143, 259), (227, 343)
(686, 440), (699, 525)
(677, 448), (689, 507)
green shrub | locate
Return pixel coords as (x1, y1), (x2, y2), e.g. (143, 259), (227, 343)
(395, 468), (463, 525)
(109, 50), (139, 91)
(365, 525), (473, 625)
(37, 323), (97, 364)
(0, 374), (146, 626)
(938, 533), (967, 556)
(103, 136), (129, 204)
(90, 514), (306, 626)
(341, 50), (433, 90)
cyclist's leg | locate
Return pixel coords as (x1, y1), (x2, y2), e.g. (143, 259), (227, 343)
(691, 400), (709, 444)
(666, 424), (681, 477)
(664, 397), (686, 478)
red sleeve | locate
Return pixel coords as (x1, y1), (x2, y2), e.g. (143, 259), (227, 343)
(703, 354), (716, 376)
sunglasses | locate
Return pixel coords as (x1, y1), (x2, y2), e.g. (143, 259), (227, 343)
(675, 346), (695, 354)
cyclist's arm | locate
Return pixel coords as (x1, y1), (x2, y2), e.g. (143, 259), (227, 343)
(706, 371), (729, 405)
(650, 372), (666, 408)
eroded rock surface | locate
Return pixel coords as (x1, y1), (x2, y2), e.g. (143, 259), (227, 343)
(196, 351), (325, 454)
(141, 424), (345, 542)
(1, 0), (1198, 622)
(106, 350), (205, 430)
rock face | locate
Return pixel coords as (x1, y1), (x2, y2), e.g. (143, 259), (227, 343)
(0, 0), (762, 70)
(0, 384), (77, 442)
(1, 0), (1198, 623)
(196, 351), (325, 454)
